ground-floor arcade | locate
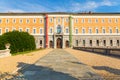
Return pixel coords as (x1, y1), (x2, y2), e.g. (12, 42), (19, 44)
(34, 35), (120, 49)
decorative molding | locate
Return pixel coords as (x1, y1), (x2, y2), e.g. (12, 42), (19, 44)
(0, 16), (44, 18)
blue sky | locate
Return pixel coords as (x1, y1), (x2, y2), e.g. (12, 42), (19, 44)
(0, 0), (120, 12)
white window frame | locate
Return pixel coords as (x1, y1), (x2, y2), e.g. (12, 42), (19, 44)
(0, 28), (2, 35)
(19, 28), (23, 32)
(58, 18), (60, 23)
(0, 19), (2, 23)
(33, 19), (36, 23)
(102, 19), (104, 23)
(26, 28), (30, 33)
(66, 27), (69, 33)
(40, 28), (43, 34)
(50, 18), (53, 22)
(96, 28), (99, 34)
(66, 18), (68, 22)
(13, 19), (16, 23)
(26, 19), (30, 23)
(109, 28), (112, 34)
(50, 27), (53, 34)
(81, 19), (85, 23)
(75, 19), (78, 23)
(33, 28), (36, 34)
(88, 28), (92, 34)
(6, 19), (9, 23)
(40, 19), (43, 23)
(88, 19), (91, 23)
(5, 28), (9, 33)
(102, 28), (106, 34)
(75, 28), (78, 34)
(95, 19), (98, 23)
(19, 19), (23, 23)
(82, 28), (85, 34)
(108, 19), (112, 23)
(116, 27), (119, 33)
(115, 19), (118, 23)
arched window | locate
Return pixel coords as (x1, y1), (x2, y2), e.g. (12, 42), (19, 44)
(57, 25), (62, 34)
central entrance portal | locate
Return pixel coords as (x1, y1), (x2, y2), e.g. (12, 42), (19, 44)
(57, 38), (62, 48)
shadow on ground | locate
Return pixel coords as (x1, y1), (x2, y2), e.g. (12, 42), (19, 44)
(16, 62), (78, 80)
(92, 66), (120, 75)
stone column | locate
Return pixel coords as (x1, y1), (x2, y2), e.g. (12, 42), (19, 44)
(93, 39), (96, 47)
(69, 16), (72, 47)
(113, 38), (116, 47)
(62, 36), (65, 48)
(45, 14), (48, 48)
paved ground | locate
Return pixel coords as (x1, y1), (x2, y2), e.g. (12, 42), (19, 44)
(18, 49), (102, 80)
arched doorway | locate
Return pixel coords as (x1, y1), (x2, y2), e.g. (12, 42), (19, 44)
(57, 38), (62, 48)
(49, 40), (53, 48)
(65, 40), (69, 48)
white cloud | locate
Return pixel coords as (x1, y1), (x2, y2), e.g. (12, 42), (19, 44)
(70, 0), (117, 12)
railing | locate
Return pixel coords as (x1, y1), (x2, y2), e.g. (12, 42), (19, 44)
(0, 49), (11, 58)
(73, 46), (120, 55)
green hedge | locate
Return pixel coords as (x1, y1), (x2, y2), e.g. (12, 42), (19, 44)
(0, 31), (36, 54)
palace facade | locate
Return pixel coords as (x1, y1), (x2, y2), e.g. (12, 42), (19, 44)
(0, 12), (120, 48)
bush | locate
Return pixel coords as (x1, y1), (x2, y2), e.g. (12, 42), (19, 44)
(0, 31), (36, 54)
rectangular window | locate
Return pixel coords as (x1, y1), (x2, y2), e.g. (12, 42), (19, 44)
(117, 40), (119, 46)
(96, 40), (99, 46)
(103, 40), (106, 46)
(5, 28), (9, 33)
(50, 28), (52, 33)
(75, 19), (78, 23)
(95, 19), (98, 23)
(40, 40), (42, 46)
(50, 18), (53, 22)
(6, 19), (9, 23)
(26, 19), (30, 23)
(76, 40), (78, 46)
(96, 28), (99, 34)
(26, 28), (30, 33)
(110, 40), (113, 46)
(13, 19), (16, 23)
(19, 28), (23, 32)
(40, 28), (43, 34)
(40, 19), (42, 23)
(115, 19), (118, 23)
(102, 19), (104, 23)
(66, 28), (69, 33)
(33, 19), (36, 23)
(83, 40), (85, 46)
(108, 19), (112, 23)
(0, 19), (2, 23)
(102, 29), (105, 33)
(82, 28), (85, 34)
(116, 28), (119, 33)
(33, 28), (36, 34)
(109, 29), (112, 33)
(88, 19), (91, 23)
(75, 29), (78, 34)
(58, 18), (60, 23)
(89, 28), (92, 34)
(90, 40), (92, 46)
(66, 18), (68, 22)
(20, 19), (23, 23)
(81, 19), (85, 23)
(0, 28), (2, 35)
